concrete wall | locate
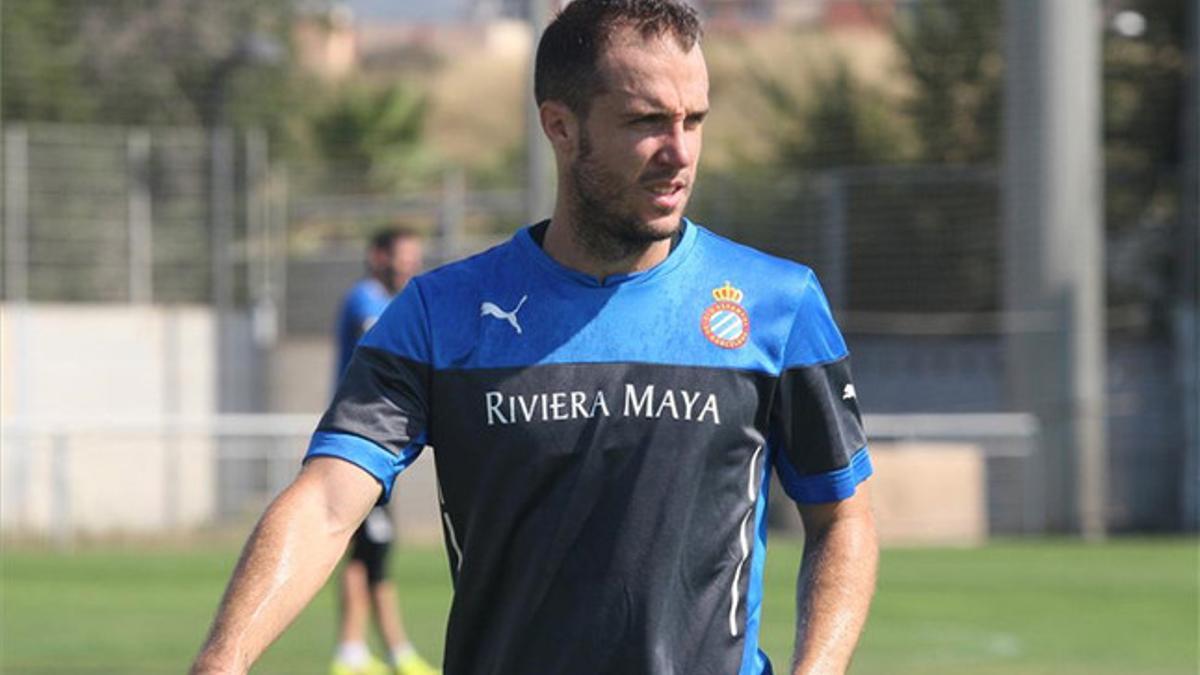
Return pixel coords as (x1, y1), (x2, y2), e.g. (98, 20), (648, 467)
(267, 335), (444, 543)
(1, 303), (222, 535)
(853, 334), (1187, 531)
(268, 336), (336, 413)
(869, 442), (987, 546)
(0, 305), (989, 544)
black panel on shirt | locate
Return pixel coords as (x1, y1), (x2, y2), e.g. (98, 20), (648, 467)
(427, 361), (773, 675)
(319, 345), (430, 454)
(771, 356), (865, 475)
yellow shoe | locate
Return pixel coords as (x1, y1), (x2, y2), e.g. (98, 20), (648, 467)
(365, 657), (394, 675)
(394, 651), (439, 675)
(330, 657), (392, 675)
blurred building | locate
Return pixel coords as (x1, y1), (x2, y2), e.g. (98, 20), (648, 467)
(328, 0), (899, 73)
(468, 0), (534, 20)
(293, 4), (359, 80)
(358, 19), (531, 65)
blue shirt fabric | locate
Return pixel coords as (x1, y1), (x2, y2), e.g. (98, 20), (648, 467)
(307, 220), (872, 675)
(335, 277), (394, 379)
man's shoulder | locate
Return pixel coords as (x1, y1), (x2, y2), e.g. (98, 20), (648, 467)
(412, 236), (518, 295)
(690, 224), (818, 290)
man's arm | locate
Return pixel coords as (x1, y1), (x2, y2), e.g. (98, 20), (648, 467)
(191, 457), (381, 675)
(791, 484), (878, 675)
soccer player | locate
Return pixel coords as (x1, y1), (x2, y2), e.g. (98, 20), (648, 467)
(330, 228), (436, 675)
(192, 2), (877, 674)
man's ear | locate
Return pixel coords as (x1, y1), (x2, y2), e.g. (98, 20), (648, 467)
(539, 100), (579, 159)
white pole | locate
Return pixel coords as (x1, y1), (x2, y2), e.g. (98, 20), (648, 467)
(209, 127), (236, 412)
(3, 122), (33, 531)
(247, 128), (277, 348)
(1179, 0), (1200, 531)
(818, 171), (847, 311)
(1003, 0), (1107, 537)
(525, 0), (555, 224)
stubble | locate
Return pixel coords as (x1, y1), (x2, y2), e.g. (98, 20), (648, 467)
(566, 127), (684, 263)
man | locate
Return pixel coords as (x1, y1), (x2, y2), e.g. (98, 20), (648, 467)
(192, 2), (877, 674)
(330, 228), (436, 675)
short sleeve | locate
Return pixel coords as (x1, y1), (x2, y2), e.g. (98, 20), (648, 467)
(770, 269), (872, 504)
(306, 279), (433, 503)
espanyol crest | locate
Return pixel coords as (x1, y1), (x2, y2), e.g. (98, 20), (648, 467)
(701, 282), (750, 349)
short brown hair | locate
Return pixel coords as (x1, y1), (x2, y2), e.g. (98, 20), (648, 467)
(369, 226), (419, 252)
(534, 0), (702, 115)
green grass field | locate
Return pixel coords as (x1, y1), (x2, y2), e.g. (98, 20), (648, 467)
(1, 538), (1195, 674)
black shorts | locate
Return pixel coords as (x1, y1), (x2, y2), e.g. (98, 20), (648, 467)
(349, 506), (394, 585)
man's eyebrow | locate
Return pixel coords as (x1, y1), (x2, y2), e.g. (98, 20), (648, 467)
(622, 101), (709, 118)
(621, 97), (669, 114)
(623, 109), (671, 119)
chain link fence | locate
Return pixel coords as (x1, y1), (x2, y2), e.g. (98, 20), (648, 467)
(1, 123), (288, 311)
(1, 0), (1195, 536)
(0, 126), (1192, 533)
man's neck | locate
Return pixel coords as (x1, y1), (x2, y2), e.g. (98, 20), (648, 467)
(541, 210), (678, 283)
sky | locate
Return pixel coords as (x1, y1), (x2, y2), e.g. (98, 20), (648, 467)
(345, 0), (467, 22)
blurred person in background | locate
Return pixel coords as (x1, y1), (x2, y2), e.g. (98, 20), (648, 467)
(330, 227), (436, 675)
(192, 2), (876, 674)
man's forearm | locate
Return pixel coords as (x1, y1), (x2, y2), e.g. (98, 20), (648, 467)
(792, 506), (878, 674)
(191, 468), (370, 674)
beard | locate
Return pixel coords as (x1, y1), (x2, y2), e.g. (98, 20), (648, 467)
(566, 128), (687, 263)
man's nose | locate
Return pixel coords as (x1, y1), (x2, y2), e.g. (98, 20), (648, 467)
(655, 123), (692, 168)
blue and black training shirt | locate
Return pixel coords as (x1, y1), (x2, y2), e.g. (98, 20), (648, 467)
(307, 219), (873, 675)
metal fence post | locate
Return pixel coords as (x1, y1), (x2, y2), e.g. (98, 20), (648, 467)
(439, 169), (466, 265)
(3, 428), (32, 533)
(4, 124), (29, 301)
(209, 127), (236, 413)
(3, 127), (33, 533)
(127, 129), (154, 303)
(525, 0), (555, 224)
(272, 163), (289, 339)
(1003, 0), (1107, 537)
(818, 170), (847, 312)
(247, 128), (277, 349)
(1178, 0), (1200, 531)
(163, 309), (182, 529)
(268, 439), (293, 498)
(210, 127), (236, 311)
(51, 434), (72, 549)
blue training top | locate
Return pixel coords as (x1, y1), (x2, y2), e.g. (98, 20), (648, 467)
(335, 277), (394, 379)
(308, 219), (872, 675)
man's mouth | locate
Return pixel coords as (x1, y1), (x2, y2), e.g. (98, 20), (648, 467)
(645, 181), (687, 210)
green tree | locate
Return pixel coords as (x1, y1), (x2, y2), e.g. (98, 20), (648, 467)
(1102, 0), (1187, 318)
(893, 0), (1002, 164)
(2, 0), (303, 132)
(754, 56), (908, 170)
(302, 81), (439, 192)
(2, 1), (96, 122)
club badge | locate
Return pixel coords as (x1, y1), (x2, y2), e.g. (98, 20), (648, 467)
(701, 282), (750, 349)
